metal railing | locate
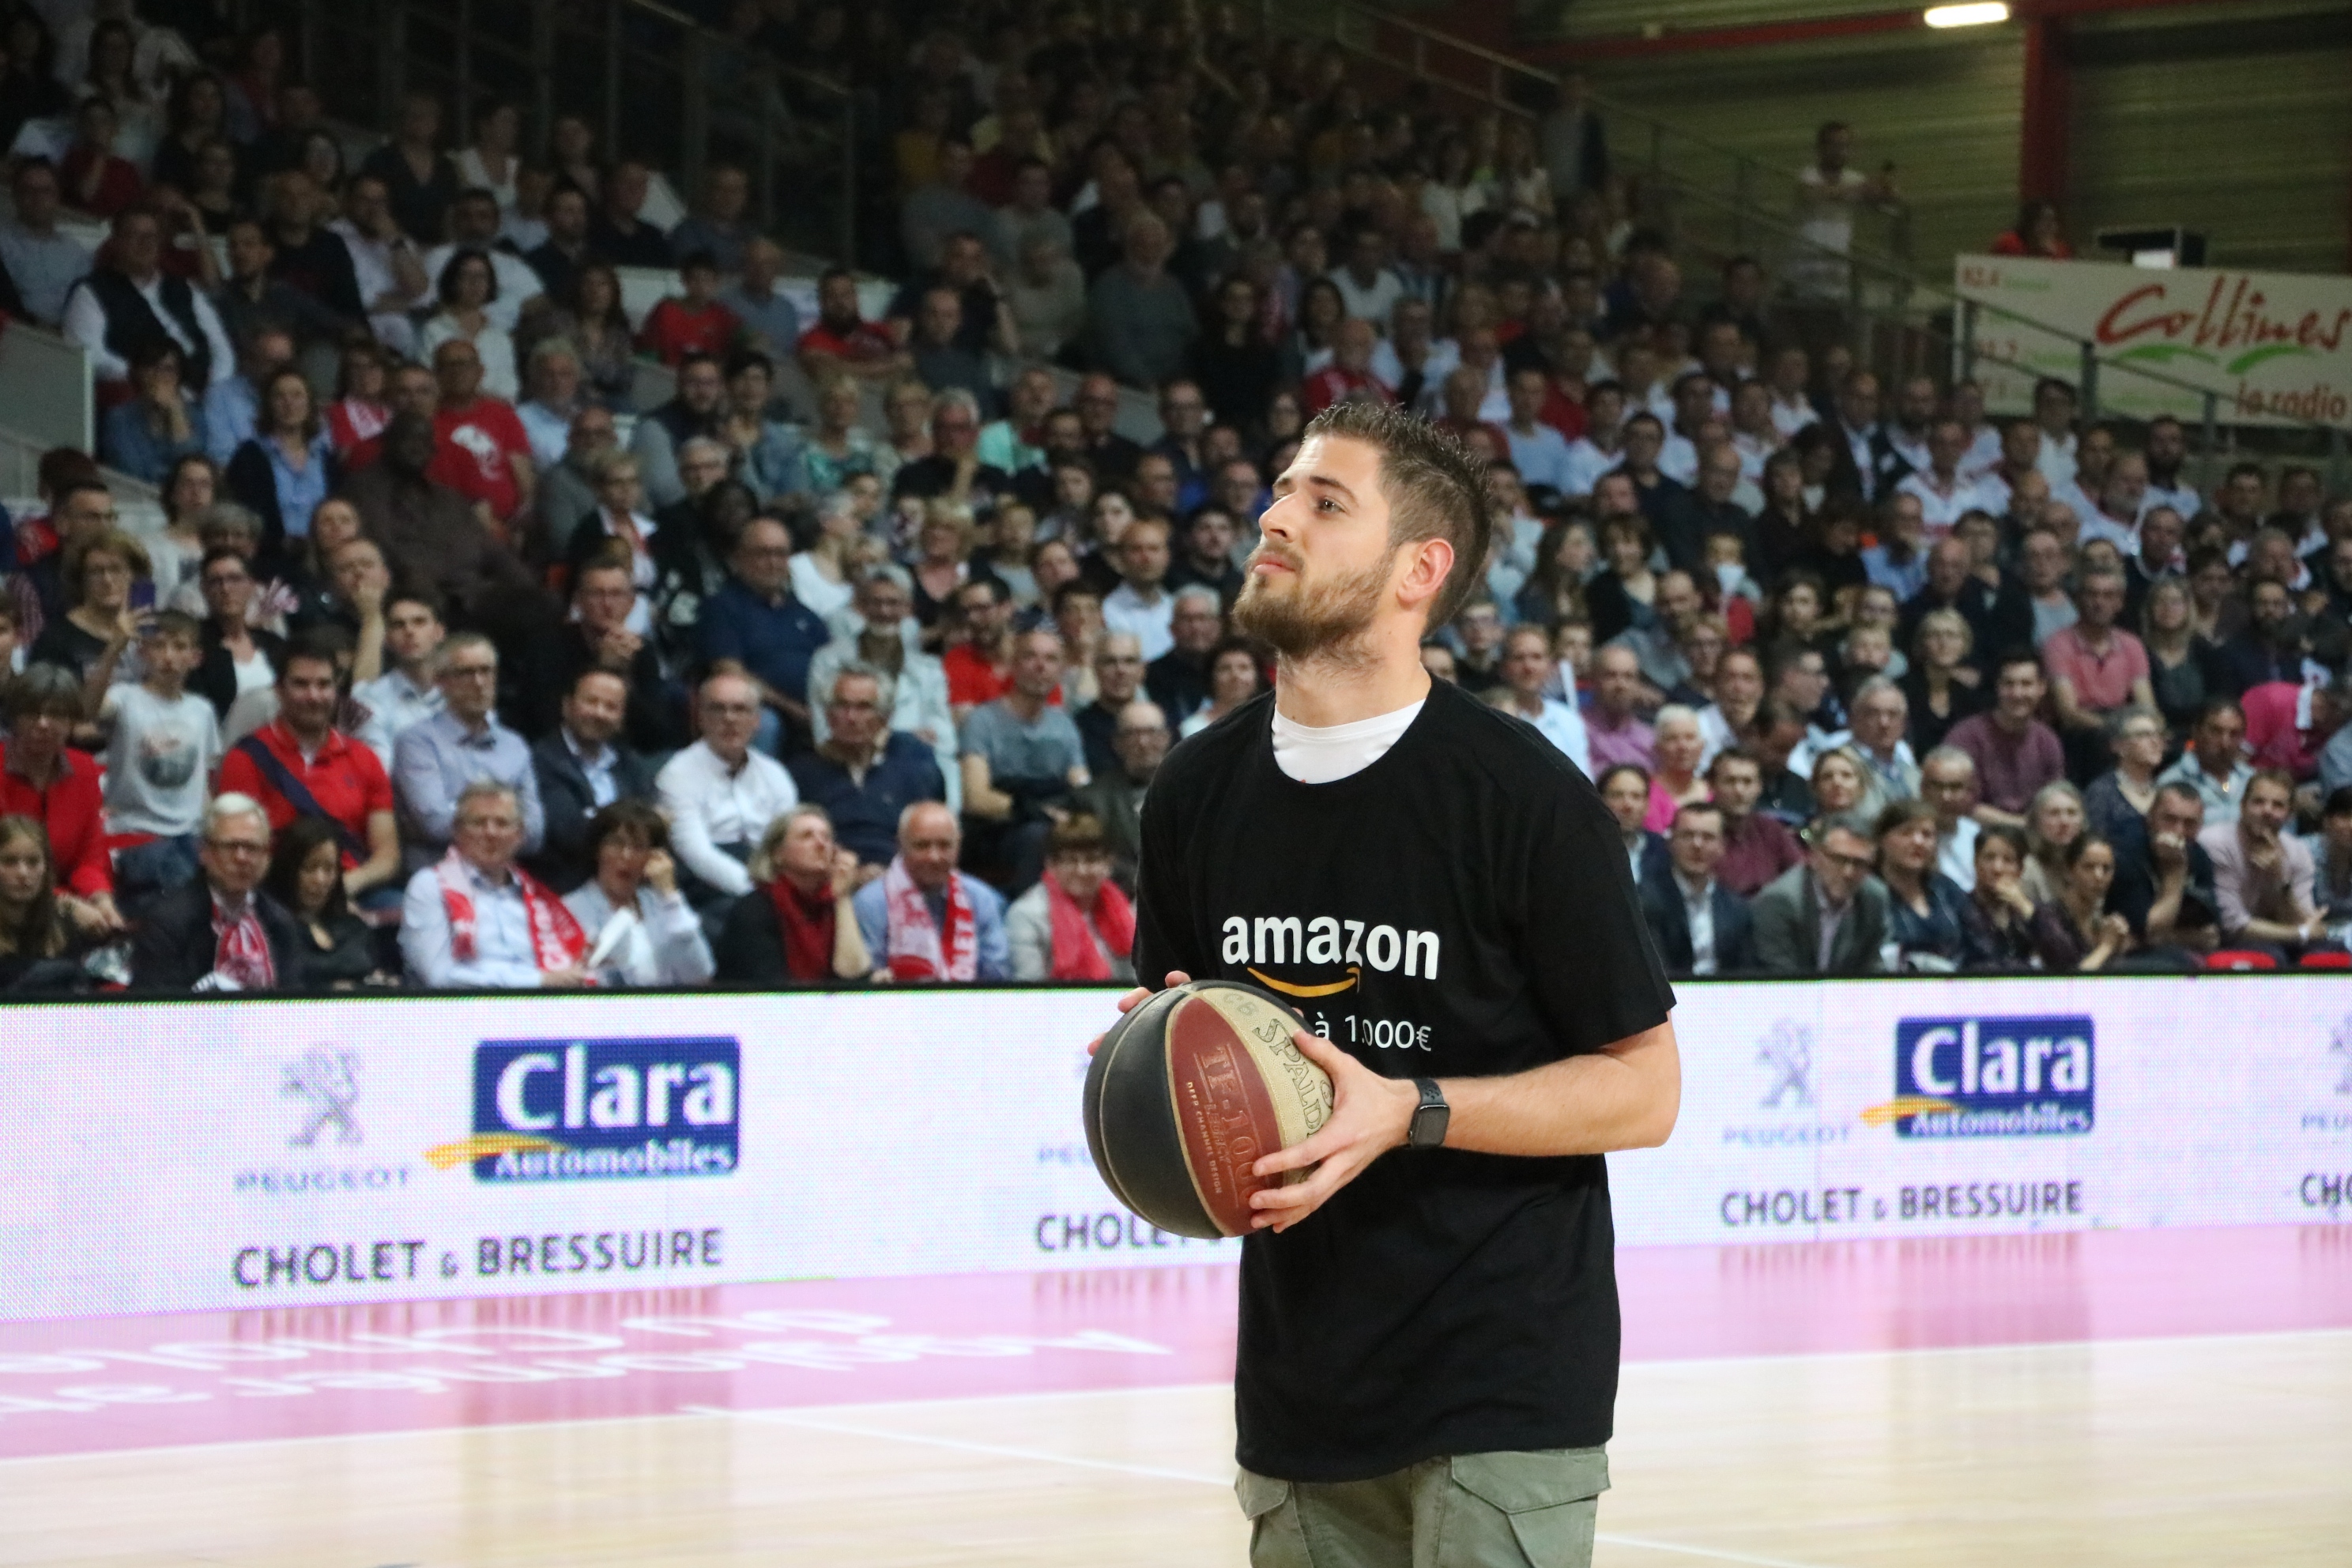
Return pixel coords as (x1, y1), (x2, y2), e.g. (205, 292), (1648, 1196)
(239, 0), (861, 266)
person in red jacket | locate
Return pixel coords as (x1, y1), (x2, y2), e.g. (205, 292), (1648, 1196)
(58, 98), (143, 220)
(0, 665), (120, 934)
(635, 252), (741, 368)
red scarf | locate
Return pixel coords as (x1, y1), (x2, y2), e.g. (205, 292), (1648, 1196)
(766, 875), (836, 980)
(1041, 870), (1134, 982)
(212, 895), (276, 989)
(436, 851), (589, 973)
(883, 854), (977, 981)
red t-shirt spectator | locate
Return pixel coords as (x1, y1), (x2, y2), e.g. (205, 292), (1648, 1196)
(637, 298), (741, 368)
(798, 317), (898, 368)
(217, 720), (394, 870)
(326, 396), (390, 452)
(428, 396), (533, 521)
(944, 642), (1014, 710)
(0, 744), (111, 896)
(1538, 383), (1589, 442)
(1302, 365), (1395, 417)
(2241, 680), (2327, 779)
(59, 146), (141, 220)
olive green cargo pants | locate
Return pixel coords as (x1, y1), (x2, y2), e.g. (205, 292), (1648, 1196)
(1237, 1448), (1608, 1567)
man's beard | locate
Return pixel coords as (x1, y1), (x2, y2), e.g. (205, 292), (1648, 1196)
(1232, 545), (1389, 662)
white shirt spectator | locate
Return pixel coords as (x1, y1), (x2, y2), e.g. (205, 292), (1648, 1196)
(2034, 431), (2078, 490)
(1525, 698), (1592, 776)
(329, 217), (422, 356)
(516, 400), (573, 470)
(99, 684), (221, 837)
(1102, 583), (1177, 662)
(656, 740), (798, 899)
(64, 270), (235, 384)
(1505, 422), (1577, 495)
(1895, 471), (1994, 538)
(399, 859), (560, 987)
(0, 220), (92, 326)
(1939, 818), (1980, 892)
(564, 881), (715, 987)
(419, 243), (546, 334)
(1659, 433), (1699, 486)
(1768, 391), (1818, 442)
(352, 669), (445, 770)
(2147, 478), (2200, 520)
(1328, 266), (1404, 331)
(1370, 334), (1458, 394)
(1562, 437), (1620, 498)
(417, 315), (518, 401)
(1676, 870), (1720, 975)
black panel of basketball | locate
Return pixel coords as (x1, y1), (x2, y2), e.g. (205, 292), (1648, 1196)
(1083, 979), (1334, 1241)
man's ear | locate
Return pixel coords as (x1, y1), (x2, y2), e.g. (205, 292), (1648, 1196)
(1396, 535), (1455, 620)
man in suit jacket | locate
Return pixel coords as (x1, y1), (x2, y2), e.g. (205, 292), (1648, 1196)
(1640, 801), (1758, 976)
(130, 794), (301, 990)
(527, 668), (658, 891)
(1751, 813), (1890, 974)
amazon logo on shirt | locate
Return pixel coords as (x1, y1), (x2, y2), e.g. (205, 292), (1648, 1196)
(1219, 914), (1441, 994)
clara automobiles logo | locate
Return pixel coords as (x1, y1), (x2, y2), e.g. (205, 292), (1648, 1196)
(1756, 1020), (1814, 1110)
(283, 1046), (363, 1148)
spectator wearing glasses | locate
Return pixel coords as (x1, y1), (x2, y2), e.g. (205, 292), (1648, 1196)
(657, 670), (799, 918)
(130, 793), (298, 991)
(1751, 812), (1889, 974)
(1639, 800), (1755, 977)
(714, 803), (873, 984)
(1007, 812), (1134, 982)
(392, 631), (543, 866)
(562, 798), (714, 989)
(400, 780), (591, 989)
(788, 663), (948, 869)
(699, 517), (834, 752)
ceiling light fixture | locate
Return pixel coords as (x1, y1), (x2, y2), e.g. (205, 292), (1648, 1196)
(1924, 2), (2011, 26)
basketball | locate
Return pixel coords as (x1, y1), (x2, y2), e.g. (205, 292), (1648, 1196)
(1083, 979), (1336, 1240)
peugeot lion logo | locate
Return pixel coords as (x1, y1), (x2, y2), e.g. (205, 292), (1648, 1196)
(1756, 1020), (1815, 1110)
(284, 1046), (363, 1148)
(2332, 1017), (2352, 1097)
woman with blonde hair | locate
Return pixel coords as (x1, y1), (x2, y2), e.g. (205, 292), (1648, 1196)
(1808, 746), (1869, 820)
(714, 804), (873, 984)
(910, 501), (976, 631)
(2018, 780), (2086, 905)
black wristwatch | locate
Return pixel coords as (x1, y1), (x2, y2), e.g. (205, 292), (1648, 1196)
(1406, 1077), (1449, 1150)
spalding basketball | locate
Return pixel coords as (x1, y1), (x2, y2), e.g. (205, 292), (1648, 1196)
(1083, 979), (1335, 1240)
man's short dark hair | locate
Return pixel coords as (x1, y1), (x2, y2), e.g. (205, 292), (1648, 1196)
(2324, 786), (2352, 820)
(1706, 745), (1761, 782)
(2033, 376), (2076, 405)
(1671, 801), (1724, 833)
(1596, 763), (1650, 794)
(2154, 780), (2205, 812)
(1296, 401), (1491, 629)
(386, 587), (444, 624)
(1996, 650), (2045, 681)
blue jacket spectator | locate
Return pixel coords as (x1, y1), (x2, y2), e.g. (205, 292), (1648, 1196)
(787, 663), (948, 867)
(698, 517), (833, 732)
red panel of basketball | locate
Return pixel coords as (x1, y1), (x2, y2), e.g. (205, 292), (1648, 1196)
(1164, 993), (1287, 1238)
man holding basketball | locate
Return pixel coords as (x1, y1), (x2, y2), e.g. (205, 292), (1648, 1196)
(1113, 401), (1680, 1566)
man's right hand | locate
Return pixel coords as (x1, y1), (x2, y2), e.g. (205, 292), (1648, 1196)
(1087, 970), (1189, 1057)
(2151, 831), (2187, 873)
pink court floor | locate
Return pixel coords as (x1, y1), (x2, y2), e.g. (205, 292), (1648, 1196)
(4, 1225), (2350, 1462)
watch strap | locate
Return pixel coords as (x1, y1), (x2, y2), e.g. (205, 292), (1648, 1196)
(1408, 1076), (1449, 1149)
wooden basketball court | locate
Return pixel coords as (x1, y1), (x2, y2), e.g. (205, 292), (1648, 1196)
(5, 1228), (2349, 1566)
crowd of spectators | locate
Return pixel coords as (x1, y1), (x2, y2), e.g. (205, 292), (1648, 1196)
(0, 0), (2348, 995)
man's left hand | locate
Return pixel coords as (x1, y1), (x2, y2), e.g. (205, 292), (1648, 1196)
(1246, 1030), (1419, 1234)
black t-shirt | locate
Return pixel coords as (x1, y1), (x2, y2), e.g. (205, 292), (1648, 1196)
(1134, 679), (1675, 1482)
